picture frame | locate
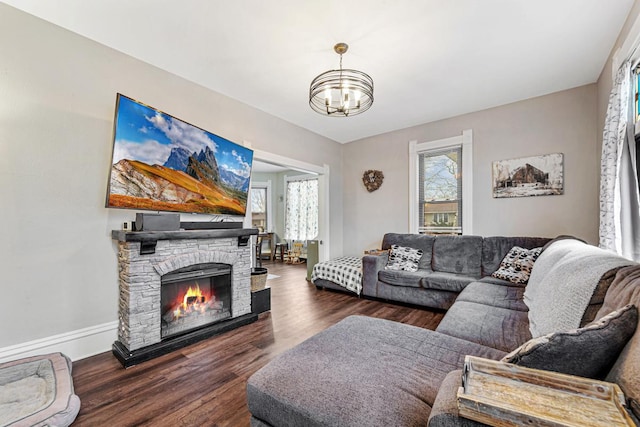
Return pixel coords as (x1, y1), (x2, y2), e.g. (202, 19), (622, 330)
(492, 153), (564, 198)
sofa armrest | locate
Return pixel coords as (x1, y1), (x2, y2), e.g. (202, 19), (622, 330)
(428, 370), (488, 427)
(362, 254), (387, 297)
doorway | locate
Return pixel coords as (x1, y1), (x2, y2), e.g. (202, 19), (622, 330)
(245, 150), (330, 272)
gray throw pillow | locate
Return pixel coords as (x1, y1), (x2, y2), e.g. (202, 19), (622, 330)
(501, 304), (638, 379)
(491, 246), (542, 285)
(385, 244), (423, 272)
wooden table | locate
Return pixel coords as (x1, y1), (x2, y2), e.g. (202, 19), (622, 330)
(457, 356), (635, 427)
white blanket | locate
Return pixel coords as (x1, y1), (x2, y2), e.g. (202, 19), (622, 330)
(524, 239), (632, 337)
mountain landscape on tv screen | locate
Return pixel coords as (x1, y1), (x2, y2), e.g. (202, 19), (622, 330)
(107, 95), (253, 215)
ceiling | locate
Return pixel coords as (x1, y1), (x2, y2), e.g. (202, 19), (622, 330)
(251, 160), (291, 174)
(2, 0), (635, 144)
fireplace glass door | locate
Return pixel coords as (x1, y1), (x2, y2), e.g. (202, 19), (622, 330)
(160, 263), (232, 339)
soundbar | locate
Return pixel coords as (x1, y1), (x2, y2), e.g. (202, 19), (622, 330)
(134, 213), (180, 231)
(180, 221), (243, 230)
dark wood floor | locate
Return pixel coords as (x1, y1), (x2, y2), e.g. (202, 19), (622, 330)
(72, 261), (444, 426)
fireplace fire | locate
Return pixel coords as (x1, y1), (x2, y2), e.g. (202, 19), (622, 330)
(160, 263), (232, 339)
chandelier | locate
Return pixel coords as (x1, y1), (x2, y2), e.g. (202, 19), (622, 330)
(309, 43), (374, 117)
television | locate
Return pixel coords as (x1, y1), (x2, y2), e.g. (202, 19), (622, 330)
(106, 94), (253, 216)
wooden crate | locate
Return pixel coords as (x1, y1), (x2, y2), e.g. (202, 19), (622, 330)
(457, 356), (635, 427)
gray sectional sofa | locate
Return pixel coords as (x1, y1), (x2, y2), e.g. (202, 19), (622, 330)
(362, 233), (552, 310)
(247, 235), (640, 426)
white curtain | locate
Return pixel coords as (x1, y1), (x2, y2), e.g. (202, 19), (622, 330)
(285, 178), (318, 241)
(599, 60), (640, 261)
(251, 188), (266, 213)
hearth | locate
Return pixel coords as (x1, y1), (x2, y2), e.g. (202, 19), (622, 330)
(161, 263), (232, 339)
(111, 227), (258, 367)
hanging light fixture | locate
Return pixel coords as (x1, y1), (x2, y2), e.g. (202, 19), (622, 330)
(309, 43), (374, 117)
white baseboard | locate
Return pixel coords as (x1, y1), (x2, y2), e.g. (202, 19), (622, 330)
(0, 321), (118, 363)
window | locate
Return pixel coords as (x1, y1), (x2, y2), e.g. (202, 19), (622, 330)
(419, 146), (462, 234)
(250, 181), (272, 232)
(602, 17), (640, 261)
(434, 213), (451, 224)
(285, 177), (318, 241)
(250, 187), (267, 231)
(409, 130), (473, 235)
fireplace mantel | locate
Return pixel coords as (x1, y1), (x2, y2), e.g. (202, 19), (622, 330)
(112, 228), (258, 255)
(112, 228), (258, 242)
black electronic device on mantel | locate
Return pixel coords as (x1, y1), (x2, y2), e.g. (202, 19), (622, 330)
(180, 221), (243, 230)
(134, 213), (180, 231)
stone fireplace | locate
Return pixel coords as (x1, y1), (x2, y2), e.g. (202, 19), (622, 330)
(111, 228), (258, 367)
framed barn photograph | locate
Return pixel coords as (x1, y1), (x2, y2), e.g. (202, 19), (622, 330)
(492, 153), (564, 198)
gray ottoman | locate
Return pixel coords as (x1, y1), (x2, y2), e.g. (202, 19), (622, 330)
(246, 316), (505, 427)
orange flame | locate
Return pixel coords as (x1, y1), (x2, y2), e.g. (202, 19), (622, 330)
(182, 284), (204, 306)
(171, 283), (208, 319)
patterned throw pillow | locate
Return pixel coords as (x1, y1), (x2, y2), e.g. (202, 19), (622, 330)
(491, 246), (542, 284)
(385, 245), (423, 272)
(501, 304), (638, 379)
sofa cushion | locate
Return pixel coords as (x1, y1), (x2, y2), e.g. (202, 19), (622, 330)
(376, 282), (459, 310)
(247, 316), (506, 427)
(481, 236), (551, 276)
(432, 236), (482, 276)
(501, 304), (638, 379)
(378, 269), (426, 288)
(422, 272), (477, 292)
(491, 246), (542, 284)
(472, 265), (618, 325)
(436, 301), (532, 352)
(477, 276), (515, 286)
(579, 267), (623, 327)
(385, 244), (423, 272)
(595, 265), (640, 405)
(428, 370), (487, 427)
(456, 281), (528, 312)
(382, 233), (435, 270)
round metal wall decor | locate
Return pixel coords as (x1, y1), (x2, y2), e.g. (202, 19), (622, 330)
(362, 170), (384, 192)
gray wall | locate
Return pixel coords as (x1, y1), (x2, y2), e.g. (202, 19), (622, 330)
(342, 85), (599, 255)
(0, 4), (343, 348)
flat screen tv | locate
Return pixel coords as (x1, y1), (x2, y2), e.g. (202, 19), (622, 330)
(106, 94), (253, 216)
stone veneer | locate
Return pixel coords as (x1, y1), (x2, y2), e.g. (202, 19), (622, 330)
(116, 236), (252, 351)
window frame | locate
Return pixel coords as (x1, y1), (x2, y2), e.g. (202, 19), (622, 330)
(409, 129), (473, 235)
(419, 145), (462, 234)
(250, 181), (272, 233)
